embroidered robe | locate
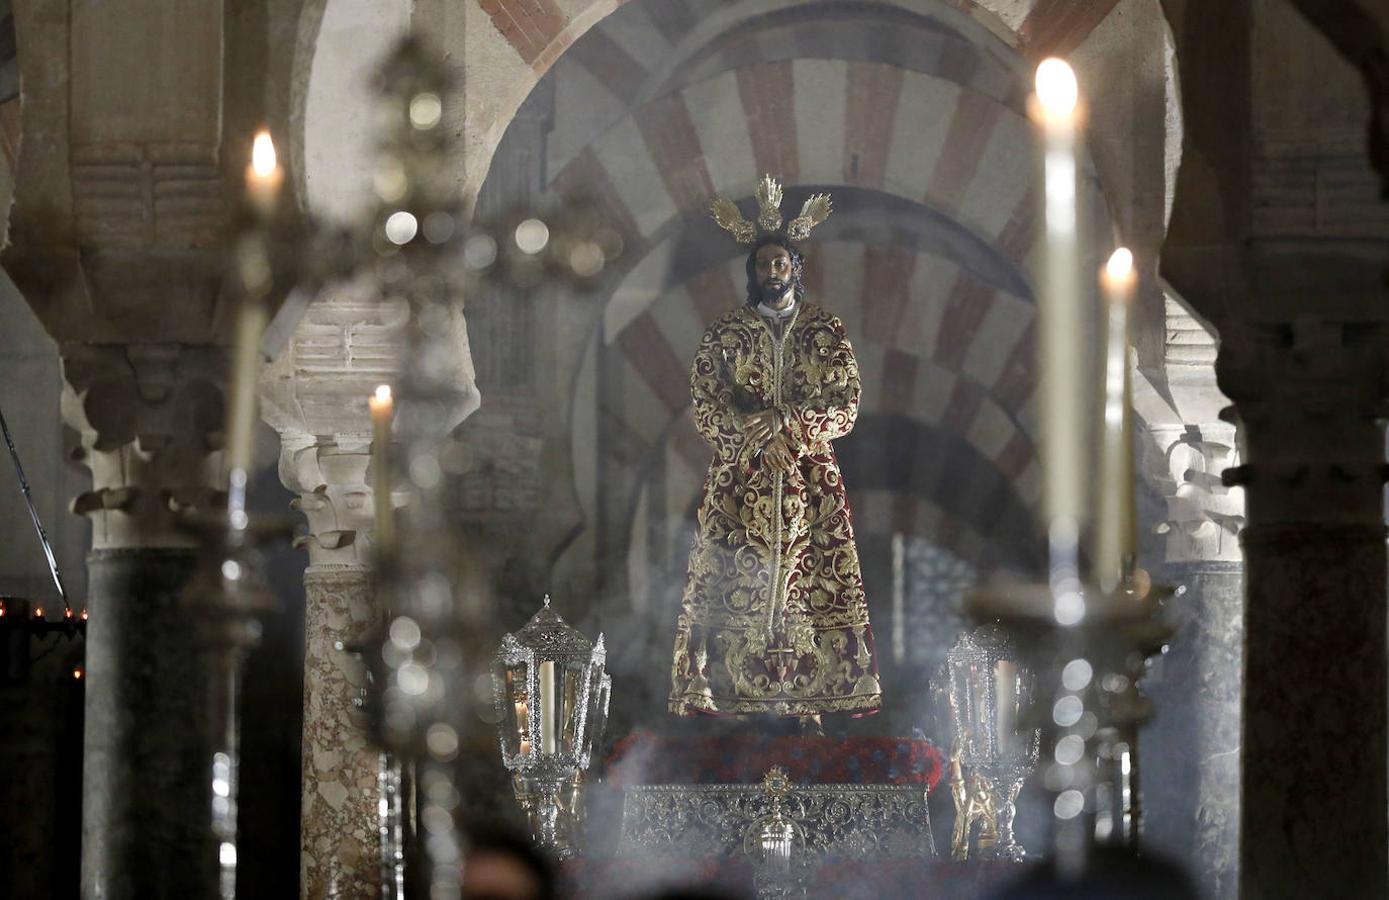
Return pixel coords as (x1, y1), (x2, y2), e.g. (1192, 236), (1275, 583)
(670, 302), (881, 717)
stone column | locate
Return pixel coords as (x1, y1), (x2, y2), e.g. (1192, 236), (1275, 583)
(282, 438), (382, 899)
(1220, 319), (1387, 898)
(61, 343), (230, 897)
(0, 0), (301, 888)
(1134, 321), (1245, 899)
(262, 282), (407, 899)
(1138, 421), (1245, 900)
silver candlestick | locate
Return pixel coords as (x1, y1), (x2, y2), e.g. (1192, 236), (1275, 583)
(945, 624), (1041, 862)
(492, 596), (610, 857)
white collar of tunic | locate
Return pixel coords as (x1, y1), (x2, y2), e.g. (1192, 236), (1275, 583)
(756, 298), (797, 320)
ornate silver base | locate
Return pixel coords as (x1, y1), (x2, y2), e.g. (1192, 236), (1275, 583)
(513, 771), (585, 859)
(617, 782), (935, 860)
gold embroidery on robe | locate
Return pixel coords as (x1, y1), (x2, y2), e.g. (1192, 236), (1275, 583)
(670, 303), (881, 717)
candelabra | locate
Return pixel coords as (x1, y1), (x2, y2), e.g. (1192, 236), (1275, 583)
(966, 575), (1174, 869)
(179, 510), (291, 898)
(492, 596), (610, 857)
(750, 766), (807, 900)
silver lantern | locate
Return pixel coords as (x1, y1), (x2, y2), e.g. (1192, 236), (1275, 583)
(493, 596), (610, 857)
(945, 624), (1040, 862)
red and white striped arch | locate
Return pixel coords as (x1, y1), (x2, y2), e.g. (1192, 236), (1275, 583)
(550, 61), (1076, 278)
(458, 0), (1125, 200)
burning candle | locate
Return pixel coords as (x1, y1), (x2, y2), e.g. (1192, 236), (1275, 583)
(1095, 248), (1137, 594)
(225, 131), (280, 488)
(539, 660), (557, 754)
(515, 700), (529, 746)
(1034, 58), (1086, 534)
(369, 385), (395, 553)
(246, 130), (283, 219)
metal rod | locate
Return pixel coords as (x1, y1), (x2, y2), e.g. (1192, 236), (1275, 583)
(0, 402), (70, 610)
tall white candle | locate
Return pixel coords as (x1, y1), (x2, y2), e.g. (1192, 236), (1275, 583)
(995, 659), (1018, 753)
(224, 130), (281, 500)
(1096, 248), (1137, 594)
(1035, 58), (1086, 533)
(539, 660), (557, 754)
(369, 385), (395, 553)
(224, 301), (267, 482)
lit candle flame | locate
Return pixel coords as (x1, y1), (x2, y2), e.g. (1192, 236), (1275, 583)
(251, 131), (278, 178)
(1035, 58), (1079, 117)
(72, 668), (83, 680)
(1106, 247), (1134, 283)
(370, 384), (395, 553)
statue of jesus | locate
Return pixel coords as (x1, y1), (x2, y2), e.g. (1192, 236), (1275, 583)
(669, 176), (881, 723)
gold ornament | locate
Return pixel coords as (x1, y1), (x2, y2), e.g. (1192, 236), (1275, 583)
(709, 174), (832, 244)
(710, 197), (756, 243)
(787, 194), (833, 242)
(755, 175), (784, 233)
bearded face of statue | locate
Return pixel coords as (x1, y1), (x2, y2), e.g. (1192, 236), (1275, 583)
(744, 236), (804, 309)
(756, 244), (795, 309)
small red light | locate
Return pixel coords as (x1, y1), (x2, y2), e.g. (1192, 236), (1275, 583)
(64, 608), (73, 619)
(80, 610), (89, 621)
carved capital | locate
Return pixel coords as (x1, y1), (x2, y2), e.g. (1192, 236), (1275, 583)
(1134, 300), (1245, 566)
(60, 342), (228, 549)
(263, 279), (413, 567)
(1215, 318), (1387, 525)
(1146, 422), (1245, 565)
(279, 436), (377, 567)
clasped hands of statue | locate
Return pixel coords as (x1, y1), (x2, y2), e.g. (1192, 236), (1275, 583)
(741, 408), (799, 473)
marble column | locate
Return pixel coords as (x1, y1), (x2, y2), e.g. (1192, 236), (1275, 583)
(1220, 320), (1387, 899)
(61, 343), (229, 897)
(1139, 419), (1245, 900)
(263, 282), (407, 899)
(283, 439), (384, 900)
(1146, 561), (1243, 899)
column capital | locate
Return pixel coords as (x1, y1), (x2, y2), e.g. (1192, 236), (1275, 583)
(1133, 302), (1245, 567)
(280, 436), (376, 568)
(263, 279), (407, 568)
(1144, 421), (1245, 565)
(1215, 317), (1388, 524)
(60, 342), (228, 549)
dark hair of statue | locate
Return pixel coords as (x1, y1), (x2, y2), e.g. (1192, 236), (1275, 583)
(744, 233), (806, 307)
